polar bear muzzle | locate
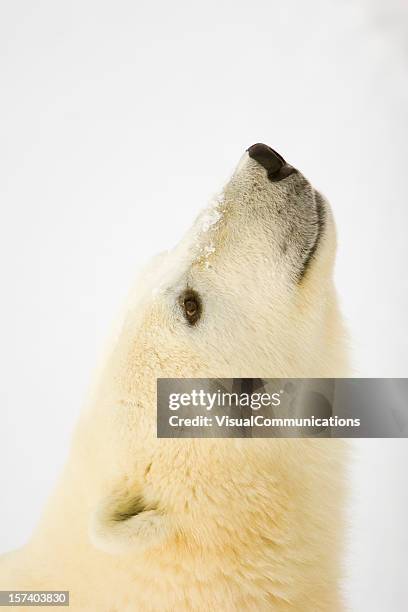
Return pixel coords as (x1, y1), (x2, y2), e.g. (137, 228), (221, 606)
(242, 143), (328, 281)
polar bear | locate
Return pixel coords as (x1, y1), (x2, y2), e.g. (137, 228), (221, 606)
(0, 144), (348, 611)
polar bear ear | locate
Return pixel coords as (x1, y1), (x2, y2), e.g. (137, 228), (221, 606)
(89, 490), (172, 555)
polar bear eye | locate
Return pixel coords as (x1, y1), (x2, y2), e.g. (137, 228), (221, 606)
(180, 290), (202, 326)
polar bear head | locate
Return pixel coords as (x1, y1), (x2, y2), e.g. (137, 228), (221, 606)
(116, 142), (346, 385)
(75, 144), (347, 555)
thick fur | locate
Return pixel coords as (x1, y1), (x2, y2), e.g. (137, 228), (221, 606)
(0, 149), (348, 610)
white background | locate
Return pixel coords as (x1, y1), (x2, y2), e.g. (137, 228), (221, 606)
(1, 1), (408, 609)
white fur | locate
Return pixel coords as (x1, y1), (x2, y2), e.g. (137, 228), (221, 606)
(0, 150), (348, 611)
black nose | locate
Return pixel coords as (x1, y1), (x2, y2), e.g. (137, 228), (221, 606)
(247, 143), (295, 182)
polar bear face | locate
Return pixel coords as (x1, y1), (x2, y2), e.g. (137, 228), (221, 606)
(118, 143), (343, 391)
